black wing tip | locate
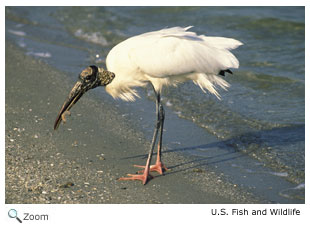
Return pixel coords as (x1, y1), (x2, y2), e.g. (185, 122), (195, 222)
(219, 69), (233, 76)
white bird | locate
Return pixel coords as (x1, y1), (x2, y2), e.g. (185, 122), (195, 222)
(54, 26), (243, 185)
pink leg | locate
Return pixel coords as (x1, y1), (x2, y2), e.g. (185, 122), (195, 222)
(118, 87), (168, 185)
(134, 102), (168, 175)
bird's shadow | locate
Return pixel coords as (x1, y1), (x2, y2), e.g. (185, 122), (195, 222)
(120, 124), (305, 176)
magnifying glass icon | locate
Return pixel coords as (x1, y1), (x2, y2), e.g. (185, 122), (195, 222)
(8, 209), (22, 223)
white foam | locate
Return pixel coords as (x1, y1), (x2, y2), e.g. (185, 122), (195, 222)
(8, 29), (26, 36)
(293, 183), (305, 190)
(17, 41), (26, 48)
(26, 51), (52, 58)
(165, 100), (172, 107)
(269, 171), (289, 177)
(74, 29), (108, 46)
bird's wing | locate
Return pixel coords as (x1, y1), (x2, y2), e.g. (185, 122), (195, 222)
(129, 27), (243, 78)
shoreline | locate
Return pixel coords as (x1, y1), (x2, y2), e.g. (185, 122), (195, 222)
(5, 41), (263, 203)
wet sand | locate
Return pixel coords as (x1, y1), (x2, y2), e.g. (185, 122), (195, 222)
(5, 41), (261, 204)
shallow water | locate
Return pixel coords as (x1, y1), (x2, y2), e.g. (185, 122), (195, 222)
(5, 6), (305, 202)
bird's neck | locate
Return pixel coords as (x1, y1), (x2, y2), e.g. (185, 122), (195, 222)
(98, 67), (115, 86)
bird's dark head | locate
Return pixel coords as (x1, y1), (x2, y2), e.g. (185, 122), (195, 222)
(79, 65), (115, 90)
(54, 65), (115, 130)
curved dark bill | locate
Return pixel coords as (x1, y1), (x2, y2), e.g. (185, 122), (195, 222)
(54, 81), (84, 130)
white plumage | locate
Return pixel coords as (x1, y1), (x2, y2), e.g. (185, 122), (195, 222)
(105, 26), (243, 101)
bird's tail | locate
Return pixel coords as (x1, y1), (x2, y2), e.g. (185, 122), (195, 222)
(191, 73), (230, 99)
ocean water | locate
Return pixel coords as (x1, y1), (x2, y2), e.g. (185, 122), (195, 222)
(5, 6), (305, 202)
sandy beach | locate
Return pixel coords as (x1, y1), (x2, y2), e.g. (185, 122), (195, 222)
(5, 41), (263, 204)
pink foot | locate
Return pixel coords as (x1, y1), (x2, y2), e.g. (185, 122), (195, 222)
(118, 172), (153, 185)
(134, 161), (168, 175)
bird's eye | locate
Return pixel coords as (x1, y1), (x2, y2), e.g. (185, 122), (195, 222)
(85, 74), (92, 80)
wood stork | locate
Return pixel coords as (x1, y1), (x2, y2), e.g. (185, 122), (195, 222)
(54, 26), (243, 185)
